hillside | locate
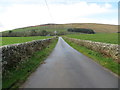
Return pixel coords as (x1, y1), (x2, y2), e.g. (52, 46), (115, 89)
(13, 23), (118, 32)
(63, 23), (118, 33)
(2, 23), (118, 36)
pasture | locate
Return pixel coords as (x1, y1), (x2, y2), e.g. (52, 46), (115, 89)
(1, 36), (52, 46)
(65, 33), (118, 44)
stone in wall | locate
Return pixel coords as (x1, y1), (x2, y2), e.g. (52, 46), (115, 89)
(64, 37), (119, 63)
(0, 38), (55, 74)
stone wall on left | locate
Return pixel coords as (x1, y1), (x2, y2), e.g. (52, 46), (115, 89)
(0, 37), (56, 73)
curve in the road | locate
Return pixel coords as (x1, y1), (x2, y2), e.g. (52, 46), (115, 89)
(21, 37), (118, 88)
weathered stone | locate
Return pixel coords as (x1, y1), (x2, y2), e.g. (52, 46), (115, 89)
(64, 37), (119, 63)
(0, 38), (55, 73)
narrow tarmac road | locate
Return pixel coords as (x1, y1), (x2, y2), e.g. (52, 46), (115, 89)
(21, 37), (118, 88)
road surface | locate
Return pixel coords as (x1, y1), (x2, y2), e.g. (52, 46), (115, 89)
(21, 37), (118, 88)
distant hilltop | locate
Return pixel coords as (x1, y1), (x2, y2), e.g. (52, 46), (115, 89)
(9, 23), (117, 32)
(31, 23), (59, 27)
(2, 23), (118, 37)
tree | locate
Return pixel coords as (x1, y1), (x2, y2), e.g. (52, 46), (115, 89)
(31, 29), (37, 36)
(9, 31), (12, 34)
(8, 31), (13, 36)
(41, 30), (48, 36)
(67, 28), (95, 34)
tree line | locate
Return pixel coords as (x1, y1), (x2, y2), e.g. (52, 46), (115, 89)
(68, 28), (95, 34)
(2, 30), (67, 37)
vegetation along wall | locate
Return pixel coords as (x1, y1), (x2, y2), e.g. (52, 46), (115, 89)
(1, 37), (56, 74)
(64, 37), (119, 63)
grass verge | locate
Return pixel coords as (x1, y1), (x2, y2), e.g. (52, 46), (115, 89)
(2, 38), (58, 89)
(63, 37), (120, 76)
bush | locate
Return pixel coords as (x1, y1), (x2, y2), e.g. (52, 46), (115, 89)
(68, 28), (95, 34)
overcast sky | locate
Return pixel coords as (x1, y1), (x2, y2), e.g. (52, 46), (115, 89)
(0, 0), (118, 32)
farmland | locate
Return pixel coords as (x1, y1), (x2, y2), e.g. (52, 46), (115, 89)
(1, 36), (52, 46)
(1, 33), (118, 46)
(2, 23), (118, 37)
(1, 23), (119, 89)
(10, 23), (118, 33)
(65, 33), (118, 44)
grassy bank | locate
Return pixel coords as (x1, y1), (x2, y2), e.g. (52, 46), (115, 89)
(2, 36), (52, 46)
(2, 38), (58, 89)
(65, 33), (118, 44)
(63, 38), (119, 76)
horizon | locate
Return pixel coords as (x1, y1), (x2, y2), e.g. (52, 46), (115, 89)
(0, 0), (118, 32)
(1, 22), (118, 32)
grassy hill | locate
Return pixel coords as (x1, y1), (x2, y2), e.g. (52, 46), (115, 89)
(63, 23), (118, 33)
(2, 23), (118, 36)
(12, 23), (118, 33)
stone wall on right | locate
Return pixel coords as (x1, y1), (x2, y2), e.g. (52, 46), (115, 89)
(64, 37), (119, 63)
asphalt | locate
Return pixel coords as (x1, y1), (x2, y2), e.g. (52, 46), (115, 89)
(21, 37), (118, 88)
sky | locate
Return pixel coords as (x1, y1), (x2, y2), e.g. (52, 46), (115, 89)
(0, 0), (119, 32)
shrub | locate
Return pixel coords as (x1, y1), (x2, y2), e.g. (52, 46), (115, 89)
(68, 28), (95, 34)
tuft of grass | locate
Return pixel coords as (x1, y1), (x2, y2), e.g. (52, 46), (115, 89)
(2, 38), (58, 89)
(2, 36), (52, 46)
(65, 33), (118, 44)
(63, 38), (120, 76)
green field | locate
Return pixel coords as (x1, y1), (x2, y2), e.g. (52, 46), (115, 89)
(64, 38), (120, 76)
(1, 36), (52, 46)
(65, 33), (118, 44)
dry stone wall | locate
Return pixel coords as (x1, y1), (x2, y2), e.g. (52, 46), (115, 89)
(0, 38), (55, 73)
(64, 37), (119, 63)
